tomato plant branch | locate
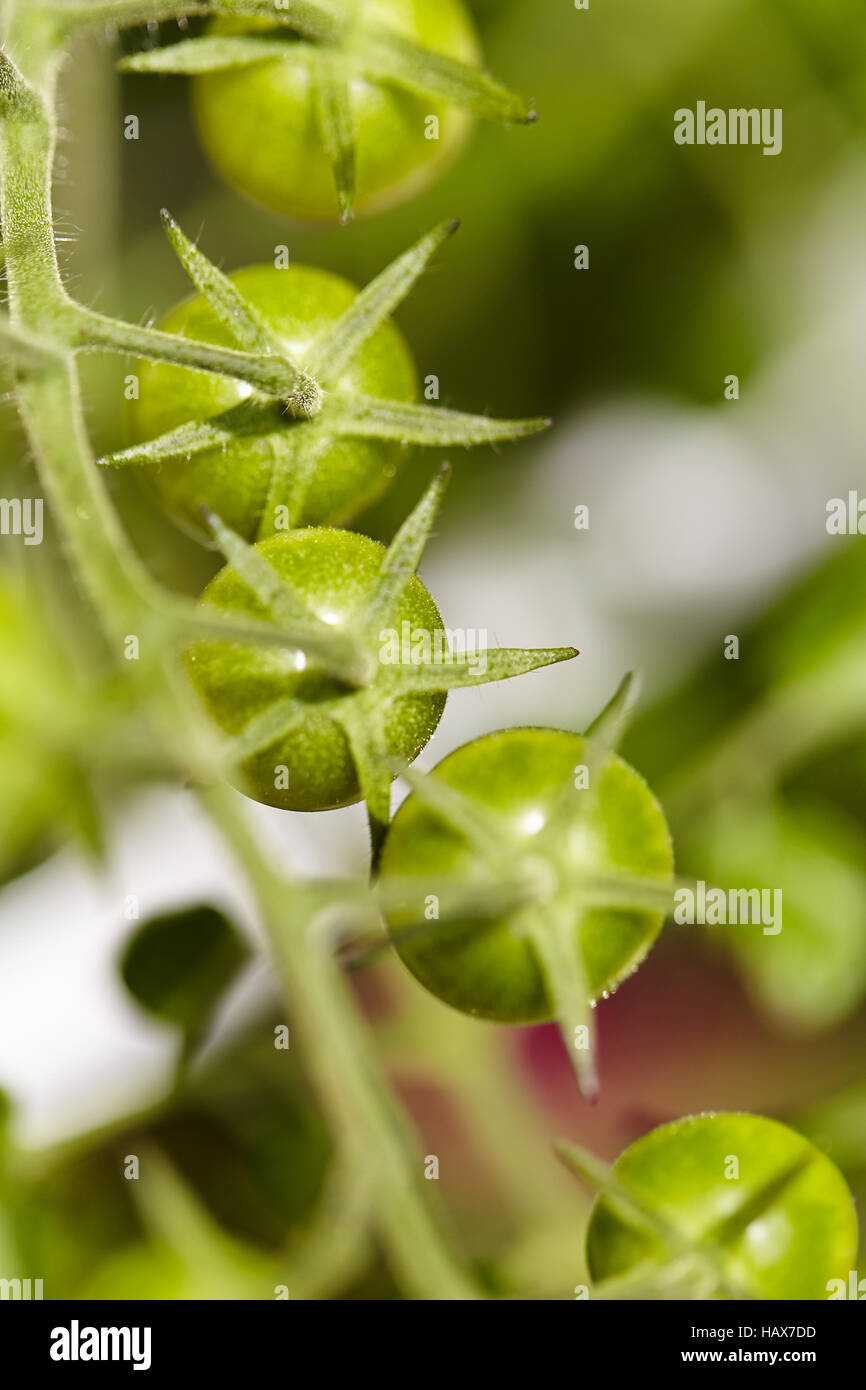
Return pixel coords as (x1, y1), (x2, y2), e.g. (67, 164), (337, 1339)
(71, 305), (321, 414)
(199, 783), (482, 1299)
(0, 6), (480, 1301)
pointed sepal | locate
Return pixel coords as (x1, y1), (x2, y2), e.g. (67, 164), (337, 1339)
(391, 645), (578, 694)
(357, 30), (536, 124)
(200, 508), (370, 686)
(363, 465), (450, 639)
(309, 222), (459, 383)
(311, 50), (357, 225)
(327, 394), (551, 447)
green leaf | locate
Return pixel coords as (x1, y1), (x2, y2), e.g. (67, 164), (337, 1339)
(120, 905), (250, 1041)
(326, 394), (551, 447)
(309, 222), (458, 384)
(130, 1148), (277, 1299)
(682, 798), (866, 1032)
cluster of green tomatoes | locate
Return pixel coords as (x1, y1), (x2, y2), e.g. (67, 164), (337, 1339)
(107, 0), (858, 1300)
(115, 208), (675, 1111)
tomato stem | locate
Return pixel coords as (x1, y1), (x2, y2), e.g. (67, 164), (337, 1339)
(0, 5), (481, 1301)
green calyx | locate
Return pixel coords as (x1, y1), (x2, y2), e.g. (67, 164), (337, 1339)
(378, 675), (675, 1100)
(116, 2), (535, 222)
(99, 215), (550, 538)
(559, 1114), (859, 1301)
(186, 467), (577, 857)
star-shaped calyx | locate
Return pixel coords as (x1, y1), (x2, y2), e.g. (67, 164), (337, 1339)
(376, 675), (679, 1101)
(192, 466), (576, 858)
(99, 213), (550, 534)
(118, 1), (536, 222)
(555, 1134), (812, 1300)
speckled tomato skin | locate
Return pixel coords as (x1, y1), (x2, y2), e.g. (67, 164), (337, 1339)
(187, 527), (446, 812)
(125, 264), (417, 540)
(193, 1), (482, 221)
(379, 728), (673, 1022)
(586, 1113), (859, 1300)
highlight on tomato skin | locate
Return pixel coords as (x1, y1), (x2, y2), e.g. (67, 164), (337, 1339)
(583, 1113), (859, 1301)
(192, 2), (483, 222)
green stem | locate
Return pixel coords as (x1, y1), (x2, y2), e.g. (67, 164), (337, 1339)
(200, 784), (480, 1301)
(1, 1), (477, 1301)
(0, 52), (67, 322)
(71, 305), (320, 411)
(12, 359), (156, 633)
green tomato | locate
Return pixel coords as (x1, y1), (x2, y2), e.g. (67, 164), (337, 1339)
(192, 2), (481, 222)
(187, 526), (445, 812)
(379, 728), (673, 1023)
(586, 1113), (858, 1301)
(125, 263), (417, 540)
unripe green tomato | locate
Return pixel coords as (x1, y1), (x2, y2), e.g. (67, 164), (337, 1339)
(192, 3), (481, 221)
(586, 1113), (858, 1301)
(125, 264), (417, 540)
(379, 728), (673, 1022)
(187, 527), (445, 811)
